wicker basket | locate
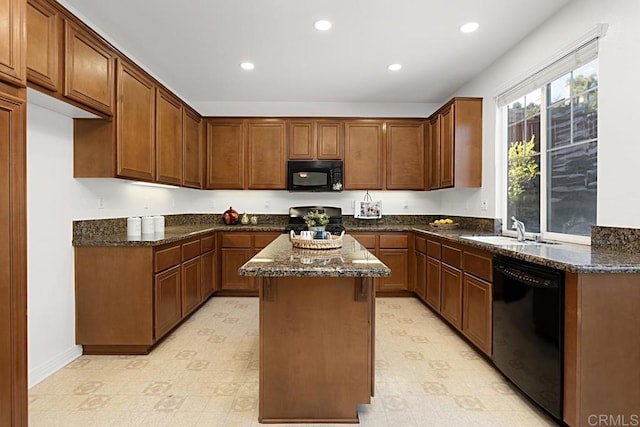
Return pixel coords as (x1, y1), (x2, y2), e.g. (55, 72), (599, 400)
(289, 230), (345, 250)
(429, 222), (460, 230)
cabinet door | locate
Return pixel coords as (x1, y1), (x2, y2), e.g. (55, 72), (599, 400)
(221, 248), (254, 290)
(441, 264), (462, 329)
(0, 91), (27, 427)
(378, 249), (408, 292)
(0, 0), (25, 87)
(64, 21), (114, 116)
(156, 88), (183, 185)
(385, 120), (425, 190)
(428, 115), (440, 190)
(182, 108), (202, 188)
(462, 273), (492, 356)
(439, 104), (454, 188)
(344, 120), (384, 190)
(116, 60), (156, 181)
(425, 256), (441, 311)
(288, 120), (314, 160)
(154, 265), (181, 339)
(27, 0), (60, 91)
(181, 257), (201, 316)
(247, 119), (286, 189)
(205, 119), (244, 189)
(415, 251), (426, 300)
(317, 120), (343, 159)
(200, 250), (215, 300)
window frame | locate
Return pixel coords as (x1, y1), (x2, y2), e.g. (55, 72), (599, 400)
(500, 62), (597, 246)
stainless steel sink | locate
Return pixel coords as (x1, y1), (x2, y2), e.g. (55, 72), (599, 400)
(459, 235), (559, 246)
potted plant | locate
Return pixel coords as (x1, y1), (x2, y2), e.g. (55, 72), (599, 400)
(304, 209), (330, 232)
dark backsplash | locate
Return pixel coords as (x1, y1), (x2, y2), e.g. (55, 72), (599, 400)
(591, 225), (640, 253)
(73, 213), (502, 241)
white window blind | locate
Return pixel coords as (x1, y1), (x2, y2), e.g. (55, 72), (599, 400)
(496, 24), (607, 108)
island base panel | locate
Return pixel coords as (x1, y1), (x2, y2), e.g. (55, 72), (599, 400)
(259, 276), (373, 423)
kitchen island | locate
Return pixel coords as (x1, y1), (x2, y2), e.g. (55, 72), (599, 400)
(238, 234), (390, 424)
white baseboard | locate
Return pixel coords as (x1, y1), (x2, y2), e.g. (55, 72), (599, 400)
(29, 345), (83, 388)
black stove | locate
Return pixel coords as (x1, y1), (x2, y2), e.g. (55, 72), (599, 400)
(284, 206), (345, 234)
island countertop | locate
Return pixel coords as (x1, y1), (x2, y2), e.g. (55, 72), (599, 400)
(238, 234), (391, 277)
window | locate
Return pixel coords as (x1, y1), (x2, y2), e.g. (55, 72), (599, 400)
(504, 58), (598, 240)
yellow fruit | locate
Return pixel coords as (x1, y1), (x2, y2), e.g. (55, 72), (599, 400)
(445, 219), (453, 224)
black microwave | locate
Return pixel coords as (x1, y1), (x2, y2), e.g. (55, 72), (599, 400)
(287, 160), (343, 192)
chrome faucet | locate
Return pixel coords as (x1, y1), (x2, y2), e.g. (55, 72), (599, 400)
(511, 216), (526, 242)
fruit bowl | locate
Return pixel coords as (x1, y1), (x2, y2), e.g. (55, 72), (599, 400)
(429, 220), (459, 229)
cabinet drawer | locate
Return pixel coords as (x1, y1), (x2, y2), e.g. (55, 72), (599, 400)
(155, 245), (181, 272)
(379, 234), (408, 249)
(442, 244), (462, 268)
(201, 234), (215, 252)
(254, 233), (279, 249)
(415, 235), (427, 254)
(222, 233), (252, 248)
(463, 250), (493, 282)
(182, 239), (201, 261)
(352, 234), (377, 249)
(427, 240), (441, 259)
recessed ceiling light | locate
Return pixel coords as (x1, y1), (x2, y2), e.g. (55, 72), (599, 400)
(314, 20), (332, 31)
(387, 64), (402, 71)
(240, 62), (255, 70)
(460, 22), (479, 33)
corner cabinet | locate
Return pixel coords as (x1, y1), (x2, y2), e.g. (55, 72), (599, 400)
(26, 0), (60, 91)
(74, 233), (217, 354)
(155, 88), (183, 186)
(182, 107), (203, 188)
(428, 98), (482, 190)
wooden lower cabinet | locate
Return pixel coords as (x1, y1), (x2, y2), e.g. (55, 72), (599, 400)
(378, 249), (408, 292)
(440, 264), (462, 329)
(461, 273), (492, 356)
(220, 232), (279, 293)
(154, 265), (182, 339)
(425, 256), (441, 310)
(181, 256), (201, 316)
(75, 233), (216, 354)
(414, 250), (426, 300)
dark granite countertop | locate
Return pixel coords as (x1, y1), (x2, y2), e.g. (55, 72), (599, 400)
(412, 227), (640, 274)
(238, 234), (391, 278)
(72, 221), (640, 274)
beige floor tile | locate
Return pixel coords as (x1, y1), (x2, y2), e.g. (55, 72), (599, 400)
(29, 297), (557, 426)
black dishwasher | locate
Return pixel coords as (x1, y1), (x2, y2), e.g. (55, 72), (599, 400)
(492, 255), (564, 421)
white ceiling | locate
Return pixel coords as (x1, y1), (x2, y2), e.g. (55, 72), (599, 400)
(60, 0), (570, 106)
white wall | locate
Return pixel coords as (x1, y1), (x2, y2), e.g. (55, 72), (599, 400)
(442, 0), (640, 228)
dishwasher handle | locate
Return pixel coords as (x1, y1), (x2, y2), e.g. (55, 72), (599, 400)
(495, 263), (560, 288)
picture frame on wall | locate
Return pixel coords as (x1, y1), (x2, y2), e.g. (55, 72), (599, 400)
(354, 200), (382, 219)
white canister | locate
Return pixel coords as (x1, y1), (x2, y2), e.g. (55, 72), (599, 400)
(127, 217), (142, 236)
(141, 216), (155, 234)
(153, 215), (165, 233)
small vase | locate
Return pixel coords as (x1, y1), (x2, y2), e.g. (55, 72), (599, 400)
(308, 226), (326, 232)
(308, 225), (326, 239)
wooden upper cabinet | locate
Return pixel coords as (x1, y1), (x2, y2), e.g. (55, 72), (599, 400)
(26, 0), (60, 91)
(317, 120), (343, 159)
(205, 119), (245, 189)
(116, 60), (156, 181)
(344, 120), (384, 190)
(288, 119), (343, 160)
(428, 115), (441, 190)
(439, 104), (454, 188)
(64, 21), (114, 116)
(429, 97), (482, 190)
(288, 120), (315, 160)
(247, 119), (287, 189)
(182, 108), (202, 189)
(155, 88), (183, 185)
(386, 120), (425, 190)
(0, 0), (26, 87)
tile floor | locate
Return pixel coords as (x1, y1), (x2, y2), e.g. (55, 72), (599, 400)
(29, 297), (558, 426)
